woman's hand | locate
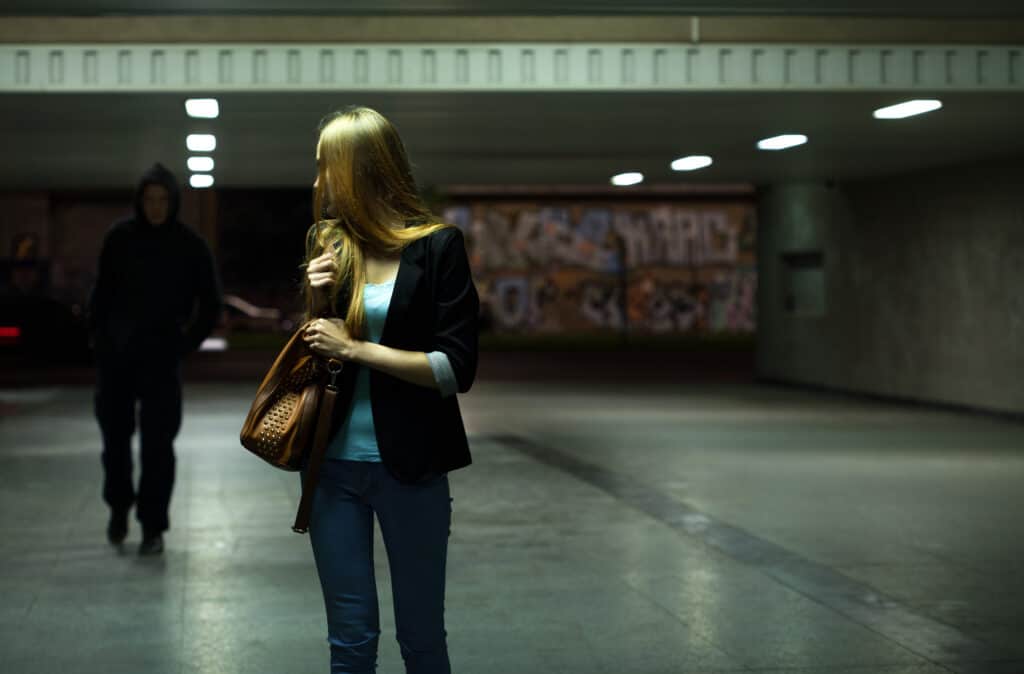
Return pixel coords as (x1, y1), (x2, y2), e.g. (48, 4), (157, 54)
(307, 251), (337, 293)
(302, 318), (360, 361)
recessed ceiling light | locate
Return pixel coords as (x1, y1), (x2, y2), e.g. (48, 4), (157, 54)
(190, 174), (215, 189)
(186, 134), (216, 152)
(611, 172), (644, 186)
(187, 156), (215, 172)
(873, 99), (943, 119)
(671, 155), (713, 171)
(757, 134), (808, 151)
(185, 98), (219, 119)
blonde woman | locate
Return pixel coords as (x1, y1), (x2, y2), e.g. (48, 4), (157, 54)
(299, 106), (479, 674)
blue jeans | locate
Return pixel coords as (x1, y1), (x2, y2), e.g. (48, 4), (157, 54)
(307, 459), (453, 674)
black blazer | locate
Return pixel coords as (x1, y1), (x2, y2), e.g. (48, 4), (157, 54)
(326, 225), (480, 484)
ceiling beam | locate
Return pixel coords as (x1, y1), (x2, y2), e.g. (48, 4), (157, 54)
(2, 15), (1024, 45)
(3, 42), (1022, 92)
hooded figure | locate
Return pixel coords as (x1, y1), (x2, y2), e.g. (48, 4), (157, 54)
(87, 162), (222, 555)
(88, 162), (221, 358)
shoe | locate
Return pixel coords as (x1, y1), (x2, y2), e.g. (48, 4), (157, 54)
(107, 508), (129, 545)
(138, 532), (164, 556)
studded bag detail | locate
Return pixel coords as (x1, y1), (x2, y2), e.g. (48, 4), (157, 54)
(239, 319), (344, 533)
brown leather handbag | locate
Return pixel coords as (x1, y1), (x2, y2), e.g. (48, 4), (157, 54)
(239, 319), (344, 534)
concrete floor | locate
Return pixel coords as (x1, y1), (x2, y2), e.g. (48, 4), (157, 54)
(1, 362), (1022, 674)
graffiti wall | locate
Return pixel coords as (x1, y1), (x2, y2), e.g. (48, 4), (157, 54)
(442, 201), (757, 335)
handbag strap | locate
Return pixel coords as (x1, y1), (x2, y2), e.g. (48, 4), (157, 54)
(292, 358), (344, 534)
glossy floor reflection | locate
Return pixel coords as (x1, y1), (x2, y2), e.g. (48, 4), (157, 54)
(1, 371), (1022, 674)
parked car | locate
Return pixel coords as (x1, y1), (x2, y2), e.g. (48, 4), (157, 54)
(0, 292), (92, 365)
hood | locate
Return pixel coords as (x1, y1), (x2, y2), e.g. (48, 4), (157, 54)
(133, 162), (182, 227)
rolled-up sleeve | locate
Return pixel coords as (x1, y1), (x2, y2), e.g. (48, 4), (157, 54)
(426, 350), (459, 398)
(432, 228), (480, 394)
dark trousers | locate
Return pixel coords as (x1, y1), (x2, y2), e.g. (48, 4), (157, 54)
(308, 459), (453, 674)
(94, 354), (182, 534)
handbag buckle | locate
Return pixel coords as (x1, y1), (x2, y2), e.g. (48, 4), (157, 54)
(325, 358), (343, 391)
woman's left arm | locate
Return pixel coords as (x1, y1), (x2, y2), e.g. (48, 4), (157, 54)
(351, 341), (438, 389)
(302, 320), (438, 389)
(299, 315), (436, 385)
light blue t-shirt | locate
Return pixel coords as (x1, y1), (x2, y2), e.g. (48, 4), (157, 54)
(326, 279), (395, 462)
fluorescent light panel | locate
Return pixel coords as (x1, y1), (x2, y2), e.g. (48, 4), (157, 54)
(186, 134), (216, 152)
(187, 156), (215, 172)
(190, 174), (215, 188)
(873, 99), (943, 119)
(185, 98), (219, 119)
(757, 134), (808, 151)
(611, 172), (643, 186)
(671, 155), (713, 171)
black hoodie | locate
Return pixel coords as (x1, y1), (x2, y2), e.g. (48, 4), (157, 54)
(87, 163), (222, 360)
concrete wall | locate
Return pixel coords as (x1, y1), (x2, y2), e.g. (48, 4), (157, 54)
(756, 155), (1024, 415)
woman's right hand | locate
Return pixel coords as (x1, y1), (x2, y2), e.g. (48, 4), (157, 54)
(307, 251), (337, 293)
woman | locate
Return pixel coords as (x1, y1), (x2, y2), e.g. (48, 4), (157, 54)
(299, 105), (479, 674)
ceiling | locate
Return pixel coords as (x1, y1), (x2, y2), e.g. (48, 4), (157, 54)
(3, 90), (1024, 191)
(1, 0), (1023, 18)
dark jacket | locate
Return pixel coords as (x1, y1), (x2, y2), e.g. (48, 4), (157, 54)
(325, 225), (480, 484)
(87, 163), (222, 362)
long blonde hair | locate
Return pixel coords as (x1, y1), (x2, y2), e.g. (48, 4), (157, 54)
(301, 106), (453, 337)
